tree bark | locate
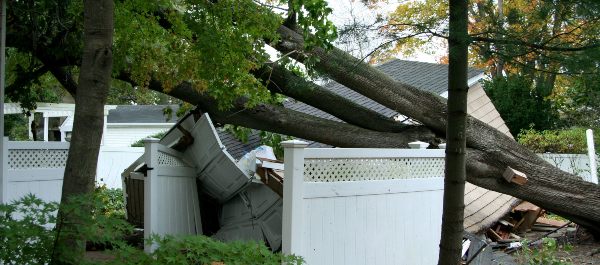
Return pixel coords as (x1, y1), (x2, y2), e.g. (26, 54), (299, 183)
(51, 0), (114, 263)
(255, 64), (414, 132)
(143, 79), (436, 148)
(271, 24), (600, 232)
(438, 0), (468, 264)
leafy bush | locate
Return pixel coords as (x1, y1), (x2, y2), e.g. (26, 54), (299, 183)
(517, 127), (600, 154)
(484, 75), (559, 136)
(1, 194), (303, 264)
(109, 235), (303, 265)
(95, 185), (126, 219)
(0, 192), (133, 264)
(0, 195), (58, 264)
(518, 238), (572, 265)
(130, 131), (167, 147)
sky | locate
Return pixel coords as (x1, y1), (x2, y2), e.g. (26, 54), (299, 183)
(266, 0), (445, 64)
(327, 0), (443, 64)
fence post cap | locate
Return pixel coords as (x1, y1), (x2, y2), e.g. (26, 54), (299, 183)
(281, 140), (308, 148)
(143, 138), (160, 143)
(408, 141), (429, 149)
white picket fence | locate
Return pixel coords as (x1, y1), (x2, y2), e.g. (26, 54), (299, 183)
(0, 137), (144, 204)
(281, 141), (446, 265)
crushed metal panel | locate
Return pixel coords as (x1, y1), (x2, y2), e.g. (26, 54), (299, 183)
(258, 200), (283, 251)
(213, 219), (264, 243)
(217, 183), (283, 250)
(184, 114), (225, 169)
(219, 183), (280, 225)
(197, 150), (251, 202)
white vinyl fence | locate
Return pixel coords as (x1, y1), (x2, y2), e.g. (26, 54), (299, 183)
(282, 141), (445, 265)
(97, 146), (144, 188)
(122, 138), (202, 253)
(1, 137), (144, 204)
(1, 138), (68, 204)
(539, 153), (596, 183)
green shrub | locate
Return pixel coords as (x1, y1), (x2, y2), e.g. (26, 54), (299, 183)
(108, 235), (303, 265)
(518, 238), (572, 265)
(95, 185), (126, 219)
(0, 195), (58, 264)
(1, 194), (303, 264)
(130, 131), (167, 147)
(517, 127), (599, 154)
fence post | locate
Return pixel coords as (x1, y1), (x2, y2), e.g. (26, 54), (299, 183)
(282, 140), (308, 256)
(586, 129), (598, 184)
(143, 138), (160, 253)
(1, 137), (7, 204)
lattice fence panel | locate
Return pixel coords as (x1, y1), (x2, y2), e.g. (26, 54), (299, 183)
(8, 149), (69, 169)
(157, 151), (189, 167)
(304, 157), (444, 182)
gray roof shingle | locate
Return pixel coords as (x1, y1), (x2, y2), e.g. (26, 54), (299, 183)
(284, 59), (484, 120)
(107, 105), (180, 123)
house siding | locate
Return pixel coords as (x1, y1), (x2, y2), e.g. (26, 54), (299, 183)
(467, 83), (512, 137)
(463, 82), (516, 233)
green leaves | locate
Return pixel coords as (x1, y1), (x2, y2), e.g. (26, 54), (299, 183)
(109, 235), (304, 265)
(0, 195), (58, 265)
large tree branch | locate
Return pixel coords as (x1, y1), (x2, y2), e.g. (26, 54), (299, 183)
(46, 65), (78, 97)
(272, 25), (600, 232)
(139, 78), (436, 147)
(256, 64), (416, 133)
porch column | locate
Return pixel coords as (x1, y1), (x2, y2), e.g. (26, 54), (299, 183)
(43, 116), (48, 142)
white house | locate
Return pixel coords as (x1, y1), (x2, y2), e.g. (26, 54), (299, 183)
(4, 103), (178, 147)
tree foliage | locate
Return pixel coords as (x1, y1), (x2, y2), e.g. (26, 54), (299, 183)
(375, 0), (600, 131)
(483, 75), (558, 135)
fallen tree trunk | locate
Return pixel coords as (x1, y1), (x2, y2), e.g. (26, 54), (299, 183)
(272, 25), (600, 231)
(144, 77), (600, 232)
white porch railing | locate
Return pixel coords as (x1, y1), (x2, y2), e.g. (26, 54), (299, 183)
(281, 141), (445, 265)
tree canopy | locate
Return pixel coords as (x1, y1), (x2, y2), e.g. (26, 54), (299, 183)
(5, 0), (600, 234)
(370, 0), (600, 132)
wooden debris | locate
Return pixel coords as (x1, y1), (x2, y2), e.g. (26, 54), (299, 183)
(256, 167), (284, 197)
(536, 217), (568, 228)
(513, 201), (543, 232)
(487, 228), (502, 241)
(503, 166), (528, 185)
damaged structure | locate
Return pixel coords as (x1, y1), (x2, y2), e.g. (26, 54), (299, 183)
(122, 112), (448, 263)
(121, 60), (521, 262)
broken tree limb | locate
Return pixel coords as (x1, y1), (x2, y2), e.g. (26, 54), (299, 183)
(256, 64), (412, 133)
(142, 78), (600, 232)
(143, 79), (437, 148)
(271, 25), (600, 232)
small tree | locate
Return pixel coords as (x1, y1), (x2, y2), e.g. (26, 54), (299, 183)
(51, 0), (114, 263)
(438, 0), (469, 263)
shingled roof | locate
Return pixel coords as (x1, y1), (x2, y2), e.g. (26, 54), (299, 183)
(107, 105), (180, 124)
(284, 59), (484, 121)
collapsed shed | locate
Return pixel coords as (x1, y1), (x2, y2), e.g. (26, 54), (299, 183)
(122, 113), (285, 252)
(121, 60), (518, 252)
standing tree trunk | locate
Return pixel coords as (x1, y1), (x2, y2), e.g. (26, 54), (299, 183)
(438, 0), (469, 264)
(51, 0), (114, 263)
